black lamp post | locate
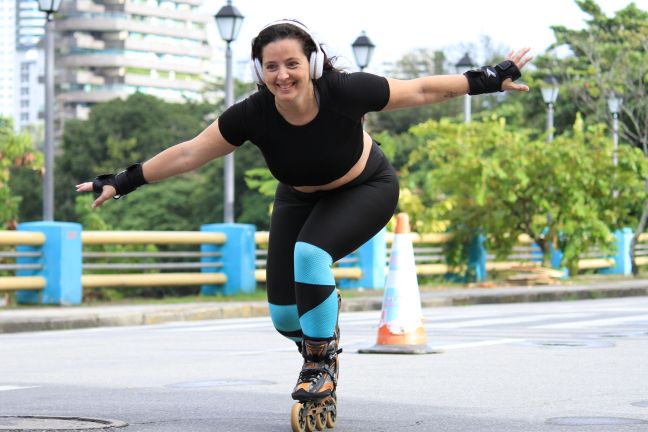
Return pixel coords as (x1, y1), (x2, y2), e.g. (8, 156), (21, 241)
(455, 52), (474, 123)
(38, 0), (62, 221)
(215, 0), (244, 223)
(351, 31), (375, 72)
(540, 76), (560, 143)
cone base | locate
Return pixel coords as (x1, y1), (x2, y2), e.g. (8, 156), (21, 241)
(375, 325), (429, 346)
(357, 344), (444, 355)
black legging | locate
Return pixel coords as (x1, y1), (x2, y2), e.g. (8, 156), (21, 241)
(266, 141), (399, 341)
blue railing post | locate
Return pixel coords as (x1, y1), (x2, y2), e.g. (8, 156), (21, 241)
(604, 227), (633, 275)
(467, 235), (487, 282)
(200, 223), (256, 296)
(549, 242), (569, 278)
(16, 221), (83, 305)
(338, 228), (386, 290)
(358, 228), (387, 289)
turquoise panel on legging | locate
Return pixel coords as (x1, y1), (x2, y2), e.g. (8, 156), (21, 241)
(268, 303), (300, 331)
(300, 290), (338, 339)
(293, 241), (335, 286)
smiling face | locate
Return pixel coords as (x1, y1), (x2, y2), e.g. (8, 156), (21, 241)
(260, 38), (312, 103)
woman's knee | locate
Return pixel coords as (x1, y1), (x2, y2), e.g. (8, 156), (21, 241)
(293, 241), (335, 285)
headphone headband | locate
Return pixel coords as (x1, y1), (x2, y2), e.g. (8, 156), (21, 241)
(251, 19), (325, 85)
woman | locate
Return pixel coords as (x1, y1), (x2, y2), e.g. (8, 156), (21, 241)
(77, 19), (531, 408)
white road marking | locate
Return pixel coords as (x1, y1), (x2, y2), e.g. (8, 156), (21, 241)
(163, 322), (273, 332)
(533, 314), (648, 329)
(0, 385), (38, 392)
(429, 313), (593, 329)
(435, 338), (524, 350)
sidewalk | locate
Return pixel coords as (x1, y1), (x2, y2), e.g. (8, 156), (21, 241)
(1, 279), (648, 334)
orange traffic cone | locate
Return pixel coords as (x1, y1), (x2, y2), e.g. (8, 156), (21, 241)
(359, 213), (442, 354)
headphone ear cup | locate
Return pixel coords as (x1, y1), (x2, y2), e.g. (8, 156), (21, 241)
(310, 51), (324, 79)
(252, 58), (264, 84)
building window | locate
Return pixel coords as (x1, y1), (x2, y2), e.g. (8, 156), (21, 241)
(21, 113), (29, 121)
(21, 100), (29, 108)
(21, 87), (29, 95)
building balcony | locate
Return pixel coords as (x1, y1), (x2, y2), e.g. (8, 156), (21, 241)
(125, 39), (210, 58)
(62, 54), (206, 74)
(59, 0), (106, 14)
(55, 17), (207, 41)
(58, 89), (128, 104)
(124, 74), (203, 91)
(60, 34), (106, 51)
(60, 70), (105, 85)
(124, 3), (208, 24)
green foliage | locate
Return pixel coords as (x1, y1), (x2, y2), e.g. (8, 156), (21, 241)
(245, 167), (277, 197)
(0, 117), (43, 228)
(398, 116), (647, 272)
(52, 91), (273, 231)
(242, 167), (276, 228)
(539, 0), (647, 152)
(55, 93), (215, 222)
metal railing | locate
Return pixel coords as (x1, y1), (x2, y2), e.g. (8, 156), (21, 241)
(81, 231), (227, 288)
(0, 231), (46, 292)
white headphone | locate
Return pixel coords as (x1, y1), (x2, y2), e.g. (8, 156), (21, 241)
(251, 19), (325, 85)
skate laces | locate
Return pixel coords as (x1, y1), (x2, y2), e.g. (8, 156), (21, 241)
(298, 348), (340, 384)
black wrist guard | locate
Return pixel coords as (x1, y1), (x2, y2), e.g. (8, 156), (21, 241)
(463, 60), (522, 95)
(92, 163), (147, 200)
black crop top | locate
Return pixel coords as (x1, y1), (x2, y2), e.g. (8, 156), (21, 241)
(218, 71), (390, 186)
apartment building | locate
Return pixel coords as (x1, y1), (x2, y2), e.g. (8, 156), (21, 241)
(0, 0), (16, 119)
(55, 0), (214, 122)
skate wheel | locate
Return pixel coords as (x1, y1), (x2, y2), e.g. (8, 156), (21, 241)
(326, 398), (337, 428)
(291, 403), (306, 432)
(305, 406), (317, 432)
(315, 408), (326, 431)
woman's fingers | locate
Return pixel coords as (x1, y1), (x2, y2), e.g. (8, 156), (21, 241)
(502, 79), (529, 92)
(75, 181), (116, 208)
(507, 47), (533, 70)
(75, 182), (93, 193)
(92, 185), (116, 208)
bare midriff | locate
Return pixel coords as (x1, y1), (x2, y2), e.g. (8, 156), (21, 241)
(292, 131), (373, 193)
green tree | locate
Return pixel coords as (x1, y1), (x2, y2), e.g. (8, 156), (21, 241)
(533, 0), (648, 270)
(56, 93), (215, 222)
(0, 117), (43, 228)
(398, 116), (647, 274)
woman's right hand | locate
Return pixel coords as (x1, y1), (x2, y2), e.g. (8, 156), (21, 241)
(75, 181), (116, 209)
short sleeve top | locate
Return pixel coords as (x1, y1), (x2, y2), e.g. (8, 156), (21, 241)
(218, 71), (390, 186)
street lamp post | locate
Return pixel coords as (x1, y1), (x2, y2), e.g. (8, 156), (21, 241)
(455, 53), (474, 123)
(540, 76), (560, 143)
(607, 93), (623, 167)
(215, 0), (244, 224)
(351, 31), (375, 72)
(38, 0), (61, 221)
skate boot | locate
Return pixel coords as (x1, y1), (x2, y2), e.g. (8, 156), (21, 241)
(290, 338), (341, 431)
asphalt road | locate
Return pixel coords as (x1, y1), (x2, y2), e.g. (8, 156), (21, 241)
(1, 297), (647, 431)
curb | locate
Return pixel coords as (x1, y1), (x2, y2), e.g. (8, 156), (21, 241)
(1, 280), (647, 334)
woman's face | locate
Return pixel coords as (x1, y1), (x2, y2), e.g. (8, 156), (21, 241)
(260, 38), (311, 102)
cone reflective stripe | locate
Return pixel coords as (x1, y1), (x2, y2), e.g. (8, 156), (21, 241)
(359, 213), (442, 355)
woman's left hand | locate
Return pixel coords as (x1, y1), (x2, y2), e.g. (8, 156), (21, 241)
(502, 47), (532, 92)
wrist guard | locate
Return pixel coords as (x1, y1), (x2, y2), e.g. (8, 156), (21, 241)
(463, 60), (522, 95)
(92, 163), (147, 200)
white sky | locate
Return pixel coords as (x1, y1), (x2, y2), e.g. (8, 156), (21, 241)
(208, 0), (646, 73)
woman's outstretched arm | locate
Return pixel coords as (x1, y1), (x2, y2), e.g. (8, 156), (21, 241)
(382, 47), (532, 112)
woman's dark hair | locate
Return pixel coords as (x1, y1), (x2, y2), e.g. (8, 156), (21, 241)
(251, 22), (338, 73)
